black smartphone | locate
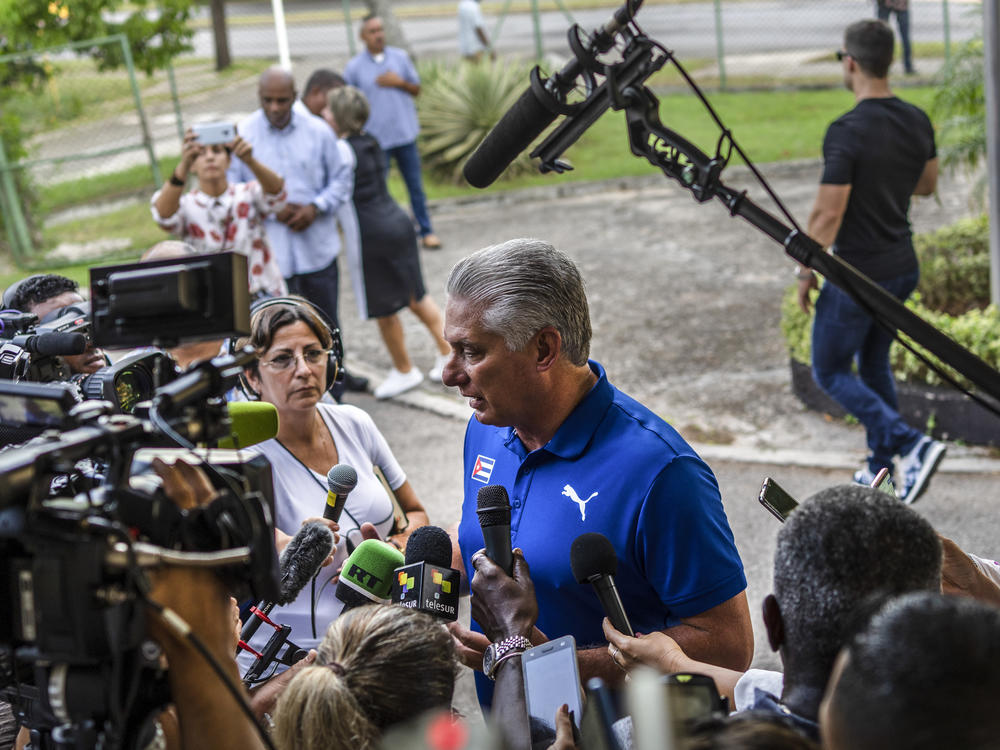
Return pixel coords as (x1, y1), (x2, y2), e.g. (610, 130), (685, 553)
(758, 477), (799, 522)
(664, 673), (729, 723)
(522, 636), (583, 748)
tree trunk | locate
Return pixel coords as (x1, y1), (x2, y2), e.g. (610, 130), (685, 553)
(211, 0), (232, 71)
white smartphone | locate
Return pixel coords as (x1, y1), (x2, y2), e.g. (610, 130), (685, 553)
(192, 121), (235, 145)
(522, 636), (583, 746)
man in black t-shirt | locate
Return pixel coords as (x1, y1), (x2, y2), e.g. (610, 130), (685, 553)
(796, 19), (944, 504)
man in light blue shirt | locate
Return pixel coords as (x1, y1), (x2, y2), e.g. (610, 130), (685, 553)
(345, 15), (441, 249)
(228, 67), (354, 331)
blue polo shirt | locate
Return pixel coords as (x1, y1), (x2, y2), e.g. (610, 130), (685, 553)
(344, 46), (421, 150)
(458, 361), (746, 706)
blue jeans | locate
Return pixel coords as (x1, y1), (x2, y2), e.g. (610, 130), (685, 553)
(384, 141), (433, 237)
(811, 270), (922, 473)
(877, 4), (913, 73)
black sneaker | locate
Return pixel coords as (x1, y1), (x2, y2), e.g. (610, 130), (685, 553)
(341, 369), (370, 393)
(898, 436), (946, 504)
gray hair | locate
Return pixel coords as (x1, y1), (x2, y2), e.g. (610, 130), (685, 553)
(772, 484), (941, 686)
(445, 238), (592, 365)
(328, 86), (370, 137)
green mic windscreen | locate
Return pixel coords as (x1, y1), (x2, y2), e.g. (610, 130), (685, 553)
(337, 539), (405, 602)
(218, 401), (279, 449)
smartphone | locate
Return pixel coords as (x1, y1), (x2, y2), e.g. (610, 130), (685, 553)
(522, 636), (583, 748)
(870, 467), (898, 498)
(664, 673), (729, 724)
(758, 477), (799, 522)
(192, 121), (235, 145)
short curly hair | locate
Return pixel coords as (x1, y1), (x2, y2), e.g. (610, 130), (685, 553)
(4, 274), (79, 313)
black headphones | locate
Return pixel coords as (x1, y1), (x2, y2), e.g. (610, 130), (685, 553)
(233, 295), (344, 399)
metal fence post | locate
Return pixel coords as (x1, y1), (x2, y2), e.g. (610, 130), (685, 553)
(343, 0), (357, 57)
(0, 138), (34, 265)
(942, 0), (952, 62)
(713, 0), (727, 90)
(118, 34), (162, 186)
(167, 61), (185, 145)
(531, 0), (544, 61)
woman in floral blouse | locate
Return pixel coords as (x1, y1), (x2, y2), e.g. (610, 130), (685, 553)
(151, 128), (288, 297)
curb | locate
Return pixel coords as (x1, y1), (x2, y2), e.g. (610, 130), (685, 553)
(349, 362), (1000, 476)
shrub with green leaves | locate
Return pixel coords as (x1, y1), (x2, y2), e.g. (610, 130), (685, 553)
(782, 214), (999, 390)
(417, 59), (537, 183)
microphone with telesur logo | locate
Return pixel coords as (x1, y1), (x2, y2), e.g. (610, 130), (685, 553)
(390, 526), (461, 622)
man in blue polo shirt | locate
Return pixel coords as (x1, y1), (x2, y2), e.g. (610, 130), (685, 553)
(344, 15), (441, 250)
(442, 238), (753, 706)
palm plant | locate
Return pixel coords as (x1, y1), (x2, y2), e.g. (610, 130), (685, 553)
(932, 36), (986, 203)
(418, 59), (538, 184)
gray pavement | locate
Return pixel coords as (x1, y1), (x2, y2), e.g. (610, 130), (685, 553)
(328, 158), (998, 719)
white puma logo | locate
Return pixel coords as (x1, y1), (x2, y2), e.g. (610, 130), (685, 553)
(562, 484), (599, 521)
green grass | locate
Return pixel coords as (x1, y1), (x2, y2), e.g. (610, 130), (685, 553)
(391, 85), (938, 201)
(41, 201), (164, 256)
(38, 158), (181, 215)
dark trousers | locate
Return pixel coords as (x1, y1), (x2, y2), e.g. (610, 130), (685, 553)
(383, 141), (433, 237)
(811, 269), (922, 473)
(287, 258), (347, 401)
(877, 3), (914, 73)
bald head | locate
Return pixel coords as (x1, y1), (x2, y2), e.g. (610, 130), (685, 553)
(142, 240), (199, 262)
(259, 67), (296, 129)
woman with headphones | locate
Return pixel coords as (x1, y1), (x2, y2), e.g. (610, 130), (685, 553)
(235, 295), (429, 662)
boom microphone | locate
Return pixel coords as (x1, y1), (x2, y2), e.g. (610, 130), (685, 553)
(324, 463), (358, 522)
(570, 532), (634, 637)
(390, 526), (461, 622)
(335, 539), (404, 610)
(238, 521), (335, 650)
(476, 484), (513, 575)
(462, 0), (641, 188)
(217, 401), (279, 449)
(10, 331), (87, 356)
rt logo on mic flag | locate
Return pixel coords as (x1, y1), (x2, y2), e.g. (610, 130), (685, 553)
(472, 454), (495, 483)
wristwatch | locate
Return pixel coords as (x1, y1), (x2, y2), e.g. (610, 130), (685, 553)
(482, 635), (532, 680)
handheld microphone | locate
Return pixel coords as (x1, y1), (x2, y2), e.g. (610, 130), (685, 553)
(462, 0), (641, 188)
(570, 532), (634, 637)
(335, 539), (404, 610)
(324, 463), (358, 522)
(238, 521), (335, 650)
(476, 484), (513, 576)
(390, 526), (461, 622)
(217, 401), (279, 449)
(10, 331), (87, 356)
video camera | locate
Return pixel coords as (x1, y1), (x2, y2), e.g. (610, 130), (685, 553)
(0, 253), (276, 750)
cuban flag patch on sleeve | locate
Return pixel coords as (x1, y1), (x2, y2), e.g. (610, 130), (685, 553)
(471, 454), (496, 483)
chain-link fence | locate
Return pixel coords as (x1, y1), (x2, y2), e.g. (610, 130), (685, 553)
(192, 0), (982, 86)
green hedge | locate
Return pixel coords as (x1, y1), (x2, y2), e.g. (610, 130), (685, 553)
(782, 215), (1000, 388)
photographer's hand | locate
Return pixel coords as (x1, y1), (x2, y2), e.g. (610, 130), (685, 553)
(151, 457), (219, 510)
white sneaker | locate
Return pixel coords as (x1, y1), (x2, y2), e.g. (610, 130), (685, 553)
(374, 367), (423, 400)
(898, 436), (947, 505)
(428, 353), (449, 383)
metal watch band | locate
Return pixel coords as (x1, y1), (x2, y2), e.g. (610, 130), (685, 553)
(484, 635), (533, 680)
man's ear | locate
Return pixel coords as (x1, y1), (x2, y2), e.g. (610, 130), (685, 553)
(533, 326), (562, 371)
(763, 594), (785, 653)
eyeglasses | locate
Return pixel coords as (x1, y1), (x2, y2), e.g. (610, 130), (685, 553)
(261, 349), (330, 371)
(835, 50), (849, 61)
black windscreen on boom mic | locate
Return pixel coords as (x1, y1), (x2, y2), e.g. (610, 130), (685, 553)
(570, 532), (634, 637)
(238, 521), (335, 651)
(462, 82), (558, 189)
(10, 331), (87, 356)
(390, 525), (460, 621)
(476, 484), (514, 575)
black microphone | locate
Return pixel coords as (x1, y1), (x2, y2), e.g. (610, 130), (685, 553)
(238, 521), (335, 650)
(390, 526), (461, 622)
(476, 484), (513, 576)
(570, 532), (634, 637)
(462, 0), (640, 188)
(324, 463), (357, 522)
(10, 331), (87, 356)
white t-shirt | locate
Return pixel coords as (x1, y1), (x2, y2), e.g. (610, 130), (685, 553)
(238, 402), (404, 673)
(458, 0), (487, 56)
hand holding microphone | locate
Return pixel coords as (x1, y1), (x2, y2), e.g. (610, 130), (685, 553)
(469, 547), (538, 642)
